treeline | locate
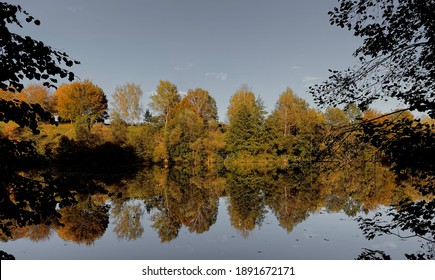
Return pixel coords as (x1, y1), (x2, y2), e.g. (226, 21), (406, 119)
(1, 80), (432, 166)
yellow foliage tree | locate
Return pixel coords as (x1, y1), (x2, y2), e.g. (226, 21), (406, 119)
(22, 84), (53, 112)
(111, 82), (143, 124)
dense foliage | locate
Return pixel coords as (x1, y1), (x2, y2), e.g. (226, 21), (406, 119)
(310, 0), (435, 117)
(309, 0), (435, 259)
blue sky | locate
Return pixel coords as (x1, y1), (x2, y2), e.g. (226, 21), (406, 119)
(9, 0), (365, 121)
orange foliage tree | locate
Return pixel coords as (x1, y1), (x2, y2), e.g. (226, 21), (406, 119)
(22, 84), (54, 112)
(53, 80), (108, 128)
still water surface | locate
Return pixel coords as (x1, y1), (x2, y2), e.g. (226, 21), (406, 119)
(1, 202), (423, 260)
(0, 165), (430, 260)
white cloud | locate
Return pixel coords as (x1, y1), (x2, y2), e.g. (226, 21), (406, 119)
(291, 65), (302, 70)
(205, 72), (228, 81)
(174, 63), (194, 71)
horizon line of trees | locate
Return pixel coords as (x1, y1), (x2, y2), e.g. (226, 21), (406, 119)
(2, 79), (432, 166)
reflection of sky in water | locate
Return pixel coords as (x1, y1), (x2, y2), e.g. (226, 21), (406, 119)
(1, 199), (422, 260)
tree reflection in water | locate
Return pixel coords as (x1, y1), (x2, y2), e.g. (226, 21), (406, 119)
(0, 137), (142, 259)
(55, 198), (110, 246)
(112, 200), (145, 241)
(1, 154), (434, 259)
(147, 166), (221, 242)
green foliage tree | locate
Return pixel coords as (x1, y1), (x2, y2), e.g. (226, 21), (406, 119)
(226, 103), (263, 156)
(111, 82), (143, 124)
(226, 87), (265, 157)
(262, 113), (285, 156)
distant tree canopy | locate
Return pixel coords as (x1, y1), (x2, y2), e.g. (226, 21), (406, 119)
(54, 80), (108, 128)
(310, 0), (435, 118)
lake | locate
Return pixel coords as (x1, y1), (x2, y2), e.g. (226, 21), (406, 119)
(1, 164), (433, 260)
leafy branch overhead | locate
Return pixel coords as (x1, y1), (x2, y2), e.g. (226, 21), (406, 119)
(0, 2), (79, 92)
(310, 0), (435, 117)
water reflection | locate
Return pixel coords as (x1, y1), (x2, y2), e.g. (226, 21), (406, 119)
(55, 198), (110, 246)
(1, 160), (434, 259)
(112, 200), (145, 241)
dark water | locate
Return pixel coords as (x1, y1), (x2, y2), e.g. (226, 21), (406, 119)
(1, 164), (433, 260)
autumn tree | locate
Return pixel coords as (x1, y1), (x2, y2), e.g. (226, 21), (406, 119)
(226, 85), (261, 123)
(111, 82), (143, 124)
(162, 90), (221, 164)
(168, 107), (204, 162)
(184, 88), (218, 123)
(324, 107), (348, 128)
(54, 80), (108, 129)
(0, 88), (15, 101)
(264, 88), (326, 160)
(148, 81), (181, 164)
(150, 80), (181, 132)
(133, 123), (156, 162)
(21, 84), (54, 112)
(274, 88), (309, 136)
(110, 116), (128, 145)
